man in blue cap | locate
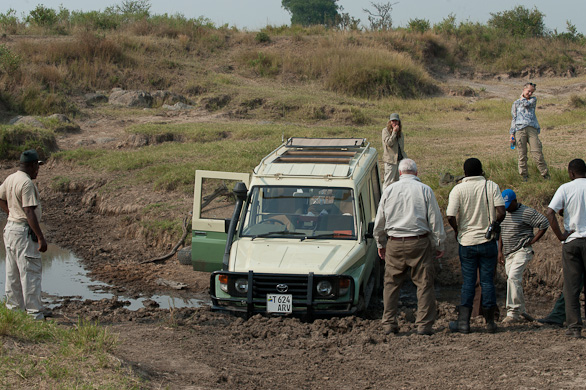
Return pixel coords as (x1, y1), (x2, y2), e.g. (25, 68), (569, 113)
(0, 149), (49, 320)
(498, 189), (549, 323)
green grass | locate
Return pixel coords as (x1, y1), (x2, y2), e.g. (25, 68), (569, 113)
(0, 304), (142, 389)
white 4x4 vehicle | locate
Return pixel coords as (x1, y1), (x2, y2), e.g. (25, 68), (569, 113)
(191, 138), (383, 316)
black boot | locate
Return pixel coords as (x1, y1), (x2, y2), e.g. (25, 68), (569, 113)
(449, 305), (471, 334)
(483, 306), (498, 333)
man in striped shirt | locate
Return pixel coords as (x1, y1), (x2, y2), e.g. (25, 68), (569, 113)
(498, 189), (549, 323)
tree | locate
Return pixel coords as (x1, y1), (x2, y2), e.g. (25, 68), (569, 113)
(488, 6), (546, 37)
(281, 0), (340, 27)
(363, 1), (397, 31)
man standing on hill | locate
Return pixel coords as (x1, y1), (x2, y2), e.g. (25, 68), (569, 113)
(498, 189), (549, 323)
(546, 158), (586, 338)
(0, 150), (48, 320)
(510, 82), (549, 181)
(374, 159), (445, 336)
(447, 158), (505, 334)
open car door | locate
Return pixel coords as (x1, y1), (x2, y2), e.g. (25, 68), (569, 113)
(191, 170), (250, 272)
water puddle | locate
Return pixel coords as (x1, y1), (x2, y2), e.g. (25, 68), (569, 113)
(0, 219), (208, 310)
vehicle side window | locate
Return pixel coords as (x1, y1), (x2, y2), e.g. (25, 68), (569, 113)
(358, 194), (366, 236)
(370, 164), (381, 207)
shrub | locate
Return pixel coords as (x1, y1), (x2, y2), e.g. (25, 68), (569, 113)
(569, 94), (586, 108)
(433, 14), (457, 35)
(0, 44), (21, 76)
(488, 6), (546, 37)
(0, 9), (19, 34)
(0, 125), (57, 160)
(255, 31), (271, 43)
(407, 18), (431, 33)
(27, 5), (58, 28)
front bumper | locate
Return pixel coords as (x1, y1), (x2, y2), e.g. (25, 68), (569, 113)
(210, 270), (356, 317)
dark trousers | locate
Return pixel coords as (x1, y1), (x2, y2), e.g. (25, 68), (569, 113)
(459, 241), (498, 308)
(562, 238), (586, 330)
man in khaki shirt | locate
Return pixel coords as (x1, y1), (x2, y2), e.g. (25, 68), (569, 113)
(446, 158), (505, 333)
(0, 149), (48, 320)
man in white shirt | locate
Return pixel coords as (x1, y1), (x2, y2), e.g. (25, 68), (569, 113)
(0, 150), (48, 320)
(446, 158), (505, 333)
(374, 159), (446, 336)
(546, 158), (586, 339)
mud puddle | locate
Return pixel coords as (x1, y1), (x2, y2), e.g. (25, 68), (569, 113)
(0, 221), (208, 310)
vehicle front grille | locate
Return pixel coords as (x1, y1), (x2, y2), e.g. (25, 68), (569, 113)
(252, 274), (309, 299)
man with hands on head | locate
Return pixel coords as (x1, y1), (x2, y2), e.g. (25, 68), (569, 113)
(510, 82), (549, 181)
(374, 158), (446, 336)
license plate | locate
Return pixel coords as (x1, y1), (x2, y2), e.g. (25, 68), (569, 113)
(266, 294), (292, 314)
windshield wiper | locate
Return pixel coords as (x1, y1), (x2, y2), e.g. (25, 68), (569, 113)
(302, 232), (354, 241)
(251, 231), (308, 241)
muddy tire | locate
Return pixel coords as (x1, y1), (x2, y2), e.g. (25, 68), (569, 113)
(177, 247), (192, 265)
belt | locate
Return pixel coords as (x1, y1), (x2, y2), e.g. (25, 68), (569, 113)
(390, 233), (428, 241)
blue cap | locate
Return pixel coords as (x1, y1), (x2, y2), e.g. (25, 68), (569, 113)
(502, 189), (516, 209)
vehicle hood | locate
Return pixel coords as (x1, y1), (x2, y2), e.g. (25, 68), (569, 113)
(230, 239), (359, 274)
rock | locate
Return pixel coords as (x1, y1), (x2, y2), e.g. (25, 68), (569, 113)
(85, 93), (108, 104)
(48, 113), (81, 133)
(96, 137), (116, 144)
(162, 102), (195, 111)
(203, 95), (231, 111)
(109, 90), (153, 108)
(75, 139), (96, 146)
(152, 90), (188, 106)
(9, 115), (45, 128)
(142, 299), (160, 309)
(155, 278), (187, 290)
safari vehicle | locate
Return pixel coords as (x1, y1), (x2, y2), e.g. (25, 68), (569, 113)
(191, 137), (383, 316)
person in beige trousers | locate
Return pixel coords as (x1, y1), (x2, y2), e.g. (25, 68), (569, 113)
(381, 113), (407, 188)
(510, 82), (549, 181)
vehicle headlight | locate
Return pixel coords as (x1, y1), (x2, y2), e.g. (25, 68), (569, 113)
(339, 278), (351, 296)
(234, 278), (249, 294)
(316, 280), (333, 297)
(219, 274), (228, 293)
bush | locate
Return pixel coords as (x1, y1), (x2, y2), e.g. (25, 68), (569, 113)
(0, 125), (57, 160)
(0, 9), (19, 34)
(488, 6), (546, 37)
(27, 5), (58, 27)
(407, 18), (431, 33)
(255, 31), (271, 43)
(0, 44), (21, 76)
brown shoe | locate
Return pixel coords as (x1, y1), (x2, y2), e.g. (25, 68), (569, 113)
(566, 328), (583, 338)
(383, 324), (399, 335)
(417, 328), (433, 336)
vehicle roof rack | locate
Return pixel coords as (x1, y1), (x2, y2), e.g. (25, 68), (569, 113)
(285, 137), (366, 148)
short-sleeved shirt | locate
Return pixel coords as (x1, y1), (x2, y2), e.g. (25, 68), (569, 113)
(548, 178), (586, 243)
(446, 176), (504, 246)
(0, 170), (42, 223)
(501, 204), (549, 256)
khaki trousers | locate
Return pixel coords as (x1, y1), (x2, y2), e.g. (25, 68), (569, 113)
(382, 236), (436, 331)
(504, 246), (533, 319)
(4, 221), (45, 320)
(383, 162), (399, 189)
(516, 126), (548, 177)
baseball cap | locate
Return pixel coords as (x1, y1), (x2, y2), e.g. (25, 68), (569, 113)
(20, 149), (44, 165)
(502, 189), (516, 209)
(389, 113), (400, 121)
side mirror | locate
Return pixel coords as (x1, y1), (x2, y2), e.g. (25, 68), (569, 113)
(224, 218), (231, 234)
(365, 221), (374, 239)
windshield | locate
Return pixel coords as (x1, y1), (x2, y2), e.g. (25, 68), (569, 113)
(240, 186), (357, 240)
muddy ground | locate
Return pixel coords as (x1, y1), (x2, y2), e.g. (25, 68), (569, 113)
(3, 77), (586, 389)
